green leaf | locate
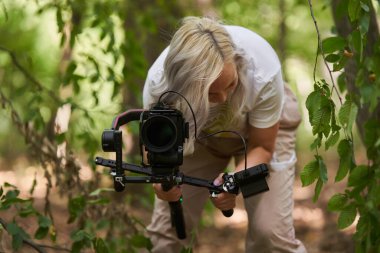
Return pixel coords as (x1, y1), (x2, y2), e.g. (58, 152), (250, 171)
(355, 214), (369, 241)
(18, 203), (37, 217)
(336, 139), (354, 182)
(328, 193), (348, 211)
(38, 215), (52, 228)
(313, 178), (323, 202)
(350, 30), (363, 61)
(321, 36), (346, 54)
(348, 0), (361, 21)
(6, 223), (29, 250)
(180, 247), (194, 253)
(56, 8), (64, 33)
(311, 103), (332, 137)
(348, 165), (369, 187)
(325, 131), (340, 150)
(370, 184), (380, 205)
(68, 196), (86, 223)
(34, 227), (49, 240)
(359, 13), (370, 35)
(12, 234), (23, 250)
(129, 234), (153, 250)
(337, 73), (346, 93)
(89, 188), (114, 197)
(6, 222), (21, 235)
(325, 53), (341, 63)
(93, 238), (109, 253)
(88, 198), (110, 205)
(310, 135), (322, 149)
(318, 157), (328, 183)
(360, 2), (370, 12)
(339, 98), (358, 132)
(71, 229), (94, 242)
(300, 159), (319, 186)
(338, 205), (357, 229)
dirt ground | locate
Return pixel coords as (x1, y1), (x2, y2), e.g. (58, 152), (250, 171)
(0, 157), (355, 253)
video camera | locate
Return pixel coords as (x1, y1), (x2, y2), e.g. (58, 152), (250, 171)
(95, 100), (270, 239)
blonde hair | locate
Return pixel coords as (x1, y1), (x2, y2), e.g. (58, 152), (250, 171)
(149, 16), (248, 154)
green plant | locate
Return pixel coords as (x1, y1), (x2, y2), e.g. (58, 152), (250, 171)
(0, 0), (185, 251)
(303, 0), (380, 251)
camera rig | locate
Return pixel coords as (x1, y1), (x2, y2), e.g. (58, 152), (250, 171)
(95, 102), (270, 239)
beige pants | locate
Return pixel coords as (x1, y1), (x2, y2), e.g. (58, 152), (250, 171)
(147, 86), (307, 253)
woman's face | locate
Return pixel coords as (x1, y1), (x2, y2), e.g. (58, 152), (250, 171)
(208, 62), (238, 104)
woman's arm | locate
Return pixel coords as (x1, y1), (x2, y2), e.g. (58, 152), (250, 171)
(211, 122), (279, 211)
(235, 122), (279, 172)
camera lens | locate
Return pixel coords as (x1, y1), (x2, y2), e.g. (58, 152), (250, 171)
(141, 116), (177, 152)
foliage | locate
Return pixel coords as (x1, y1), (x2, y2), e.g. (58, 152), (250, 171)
(303, 0), (380, 251)
(0, 0), (184, 251)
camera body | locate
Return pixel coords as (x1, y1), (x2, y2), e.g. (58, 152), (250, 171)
(101, 102), (189, 174)
(140, 103), (189, 171)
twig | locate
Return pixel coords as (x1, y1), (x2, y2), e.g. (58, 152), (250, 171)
(307, 0), (343, 106)
(0, 217), (70, 252)
(0, 46), (43, 91)
(0, 218), (46, 253)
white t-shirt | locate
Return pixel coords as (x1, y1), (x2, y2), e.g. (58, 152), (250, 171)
(143, 25), (284, 137)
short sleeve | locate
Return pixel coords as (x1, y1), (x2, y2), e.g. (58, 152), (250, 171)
(142, 47), (169, 109)
(248, 71), (284, 128)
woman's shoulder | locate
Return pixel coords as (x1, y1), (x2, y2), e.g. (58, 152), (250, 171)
(224, 25), (281, 84)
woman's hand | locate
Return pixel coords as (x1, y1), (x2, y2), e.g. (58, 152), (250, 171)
(210, 174), (236, 211)
(153, 183), (182, 202)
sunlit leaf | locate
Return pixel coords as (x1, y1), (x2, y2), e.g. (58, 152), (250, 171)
(300, 159), (319, 186)
(325, 132), (339, 150)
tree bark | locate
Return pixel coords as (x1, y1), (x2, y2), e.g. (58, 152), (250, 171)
(331, 0), (380, 140)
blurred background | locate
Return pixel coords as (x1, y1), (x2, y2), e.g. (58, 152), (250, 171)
(0, 0), (371, 252)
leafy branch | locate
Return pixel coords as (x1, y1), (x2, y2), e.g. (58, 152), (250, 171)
(304, 0), (380, 251)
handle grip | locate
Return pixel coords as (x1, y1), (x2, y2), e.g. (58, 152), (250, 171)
(161, 183), (186, 239)
(168, 200), (186, 239)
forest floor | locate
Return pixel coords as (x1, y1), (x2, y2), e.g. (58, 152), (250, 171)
(0, 155), (356, 253)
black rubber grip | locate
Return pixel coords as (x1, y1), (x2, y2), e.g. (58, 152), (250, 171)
(222, 209), (234, 217)
(161, 183), (186, 239)
(168, 201), (186, 239)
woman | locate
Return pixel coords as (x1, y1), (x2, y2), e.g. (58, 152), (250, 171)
(143, 16), (306, 253)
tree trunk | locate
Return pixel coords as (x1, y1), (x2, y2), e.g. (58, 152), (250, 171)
(331, 0), (380, 140)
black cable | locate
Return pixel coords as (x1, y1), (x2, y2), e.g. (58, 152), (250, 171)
(158, 90), (198, 139)
(158, 90), (248, 171)
(198, 131), (247, 172)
